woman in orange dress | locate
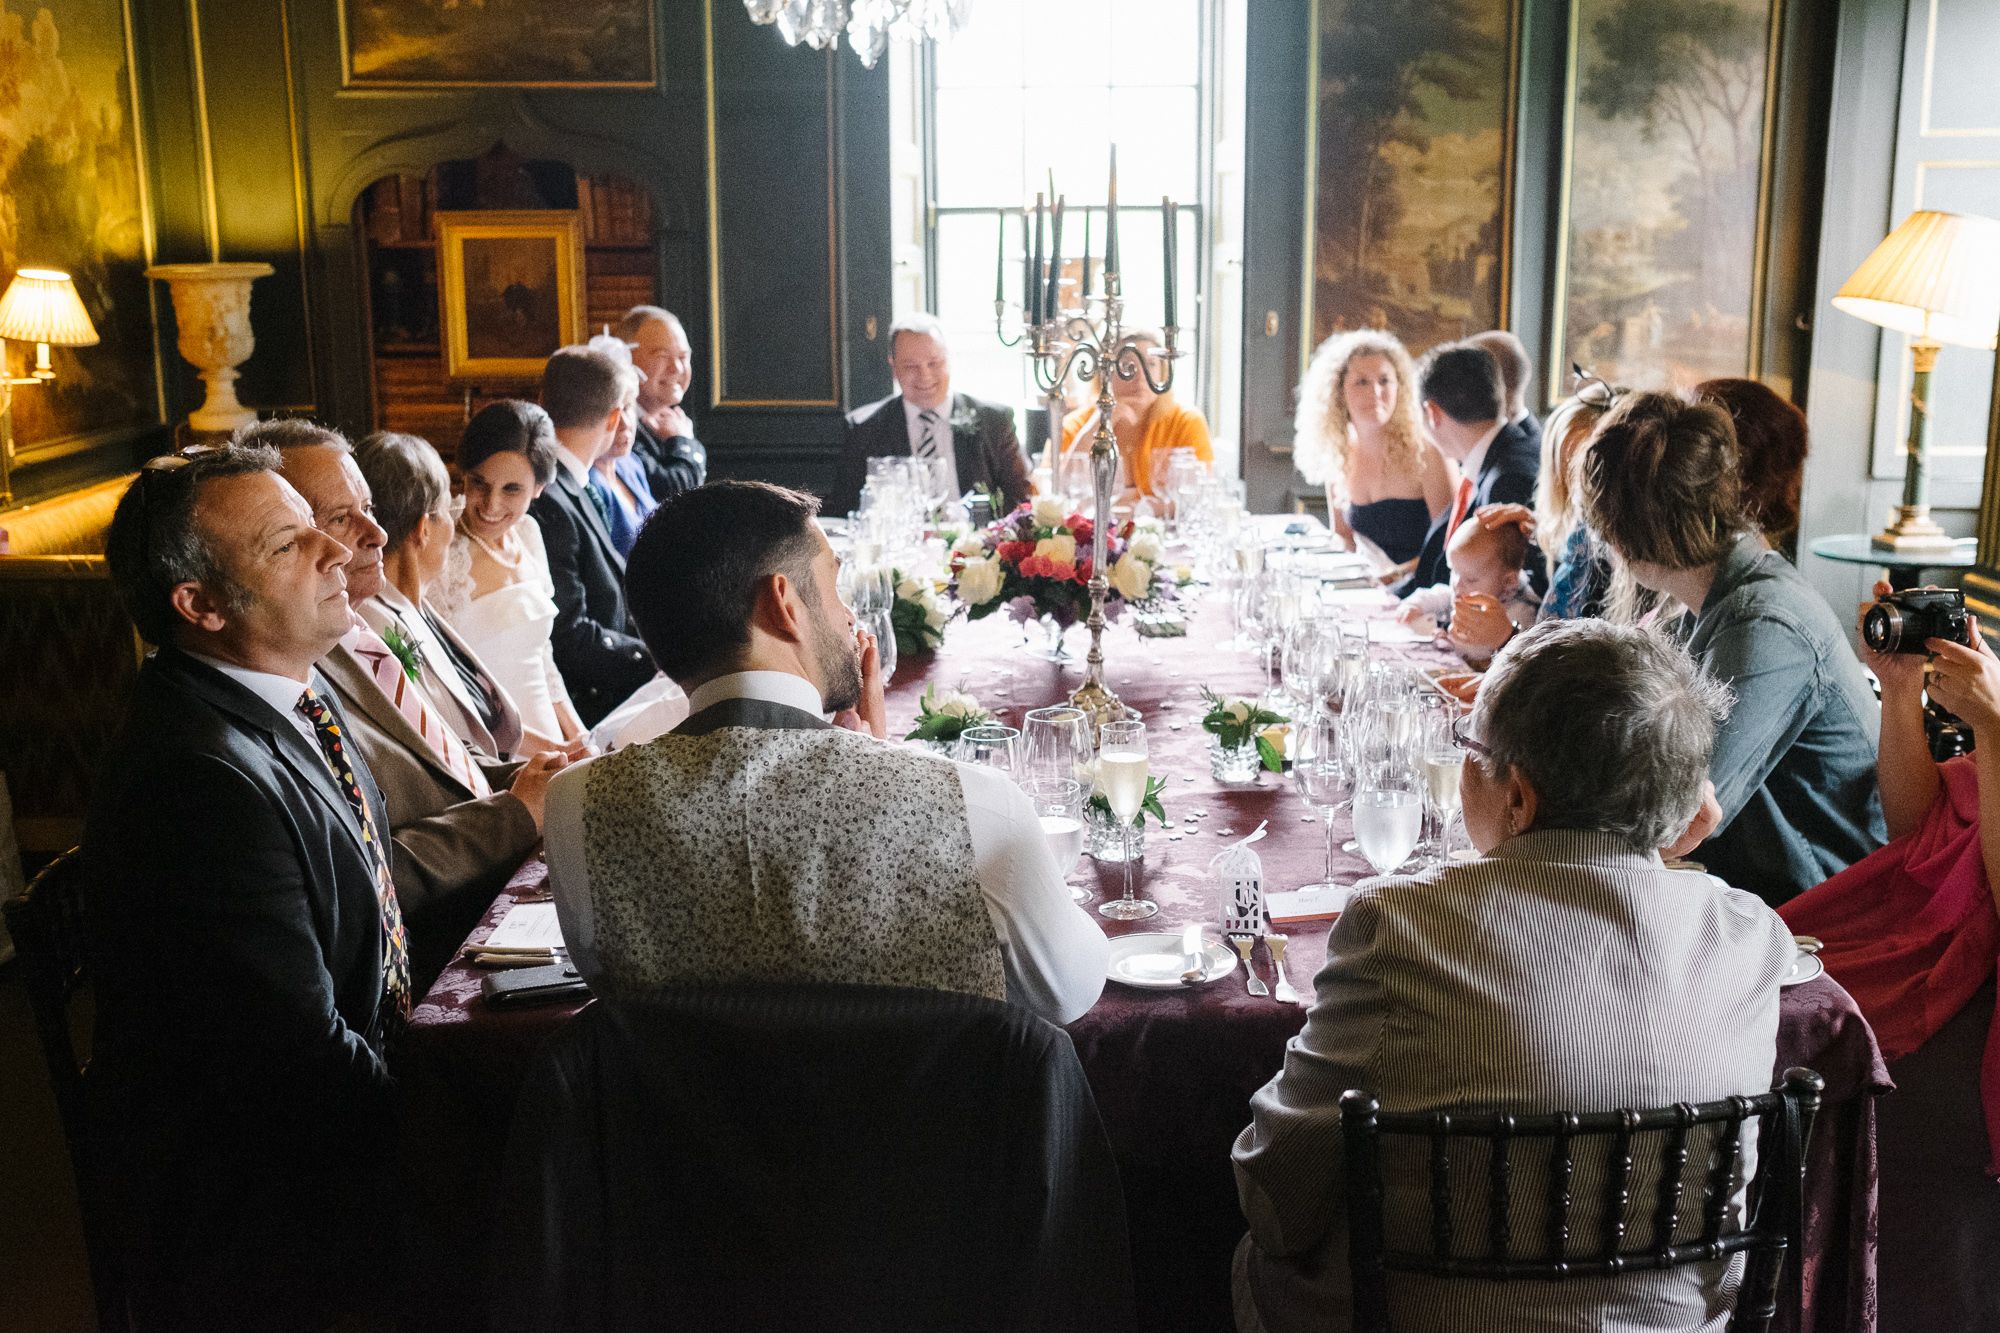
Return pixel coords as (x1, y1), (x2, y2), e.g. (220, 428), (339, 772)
(1056, 329), (1213, 510)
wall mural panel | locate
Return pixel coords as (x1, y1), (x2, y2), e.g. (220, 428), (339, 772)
(0, 0), (157, 454)
(1553, 0), (1781, 391)
(341, 0), (656, 88)
(1308, 0), (1518, 355)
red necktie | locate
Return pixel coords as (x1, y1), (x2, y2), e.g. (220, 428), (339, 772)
(1447, 476), (1476, 537)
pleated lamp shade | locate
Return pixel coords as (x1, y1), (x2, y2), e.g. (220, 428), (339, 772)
(0, 268), (100, 347)
(1832, 210), (2000, 350)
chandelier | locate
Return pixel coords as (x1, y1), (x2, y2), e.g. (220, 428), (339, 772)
(743, 0), (971, 68)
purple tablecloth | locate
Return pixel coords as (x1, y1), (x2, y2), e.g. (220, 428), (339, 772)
(398, 598), (1892, 1331)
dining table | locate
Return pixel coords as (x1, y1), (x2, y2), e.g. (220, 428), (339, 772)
(396, 563), (1892, 1333)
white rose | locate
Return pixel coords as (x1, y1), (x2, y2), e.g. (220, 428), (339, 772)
(937, 689), (979, 718)
(923, 592), (950, 631)
(1109, 552), (1153, 601)
(1031, 496), (1069, 529)
(952, 531), (989, 558)
(1129, 532), (1164, 563)
(1224, 700), (1252, 724)
(1033, 534), (1078, 566)
(955, 556), (1004, 606)
(895, 573), (925, 601)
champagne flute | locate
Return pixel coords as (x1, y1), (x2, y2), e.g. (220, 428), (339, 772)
(1422, 715), (1466, 867)
(1096, 719), (1157, 920)
(1293, 705), (1351, 890)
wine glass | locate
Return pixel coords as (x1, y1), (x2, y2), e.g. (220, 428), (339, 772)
(1023, 705), (1095, 902)
(862, 607), (896, 679)
(958, 724), (1019, 774)
(1293, 705), (1352, 891)
(1353, 756), (1423, 878)
(1096, 719), (1157, 920)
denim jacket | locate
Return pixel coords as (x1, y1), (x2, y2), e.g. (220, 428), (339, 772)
(1680, 534), (1885, 904)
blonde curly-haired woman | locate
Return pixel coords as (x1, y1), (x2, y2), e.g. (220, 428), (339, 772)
(1292, 329), (1454, 574)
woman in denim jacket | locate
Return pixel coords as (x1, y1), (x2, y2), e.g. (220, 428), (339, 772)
(1579, 390), (1885, 903)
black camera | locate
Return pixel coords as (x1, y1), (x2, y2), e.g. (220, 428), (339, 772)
(1861, 585), (1971, 655)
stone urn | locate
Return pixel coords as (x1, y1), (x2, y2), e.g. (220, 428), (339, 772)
(145, 261), (274, 433)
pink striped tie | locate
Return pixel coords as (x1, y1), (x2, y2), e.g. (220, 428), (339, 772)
(348, 624), (493, 797)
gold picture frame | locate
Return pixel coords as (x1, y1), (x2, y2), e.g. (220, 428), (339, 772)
(337, 0), (658, 89)
(435, 211), (585, 384)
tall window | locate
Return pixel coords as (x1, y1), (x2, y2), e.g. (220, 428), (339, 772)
(891, 1), (1241, 475)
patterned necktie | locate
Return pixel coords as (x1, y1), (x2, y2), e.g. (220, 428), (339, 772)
(915, 409), (942, 463)
(586, 471), (616, 531)
(348, 623), (493, 797)
(297, 687), (412, 1022)
(1446, 474), (1476, 537)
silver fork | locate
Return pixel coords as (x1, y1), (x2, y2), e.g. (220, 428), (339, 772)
(1266, 934), (1302, 1006)
(1229, 934), (1269, 997)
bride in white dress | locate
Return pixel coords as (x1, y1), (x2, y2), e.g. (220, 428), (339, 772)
(435, 401), (587, 754)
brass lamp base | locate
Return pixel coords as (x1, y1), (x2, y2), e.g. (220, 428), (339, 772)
(1871, 505), (1959, 554)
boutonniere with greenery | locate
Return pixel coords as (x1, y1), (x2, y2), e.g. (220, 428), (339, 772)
(1087, 772), (1169, 828)
(380, 622), (423, 683)
(1201, 688), (1288, 772)
(947, 404), (980, 437)
(890, 567), (951, 657)
(904, 683), (993, 744)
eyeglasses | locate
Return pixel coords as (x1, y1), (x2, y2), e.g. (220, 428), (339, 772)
(1569, 362), (1624, 410)
(1450, 712), (1493, 760)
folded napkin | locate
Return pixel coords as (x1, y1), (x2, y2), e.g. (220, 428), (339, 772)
(1780, 754), (2000, 1174)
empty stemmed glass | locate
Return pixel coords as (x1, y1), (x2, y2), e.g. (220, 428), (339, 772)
(1293, 705), (1352, 891)
(1095, 719), (1157, 920)
(958, 724), (1019, 774)
(1023, 705), (1095, 903)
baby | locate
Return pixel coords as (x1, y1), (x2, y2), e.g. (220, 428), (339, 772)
(1398, 518), (1542, 666)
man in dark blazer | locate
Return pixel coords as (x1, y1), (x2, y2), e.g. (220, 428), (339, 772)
(531, 344), (658, 726)
(85, 444), (401, 1327)
(1469, 328), (1543, 449)
(831, 313), (1032, 516)
(1395, 342), (1544, 599)
(615, 304), (708, 500)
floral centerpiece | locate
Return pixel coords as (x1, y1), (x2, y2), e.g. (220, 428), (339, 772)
(1200, 688), (1288, 782)
(889, 568), (950, 658)
(902, 683), (993, 748)
(1085, 771), (1169, 862)
(948, 497), (1168, 657)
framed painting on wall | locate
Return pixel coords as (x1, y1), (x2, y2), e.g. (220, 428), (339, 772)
(435, 211), (586, 383)
(0, 0), (160, 465)
(339, 0), (656, 88)
(1550, 0), (1784, 395)
(1305, 0), (1521, 360)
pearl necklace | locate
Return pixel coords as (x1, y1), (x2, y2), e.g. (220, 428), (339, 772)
(466, 527), (527, 572)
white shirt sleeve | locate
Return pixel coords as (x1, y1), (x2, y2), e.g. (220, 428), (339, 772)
(543, 757), (601, 987)
(955, 760), (1109, 1024)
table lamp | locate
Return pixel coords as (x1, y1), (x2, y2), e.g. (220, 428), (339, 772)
(1832, 209), (2000, 552)
(0, 267), (101, 503)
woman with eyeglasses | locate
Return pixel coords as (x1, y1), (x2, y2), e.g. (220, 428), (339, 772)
(1232, 619), (1790, 1333)
(1579, 390), (1884, 904)
(1291, 329), (1456, 576)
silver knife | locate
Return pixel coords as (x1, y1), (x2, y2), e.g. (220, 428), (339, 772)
(1267, 934), (1302, 1006)
(1179, 924), (1208, 986)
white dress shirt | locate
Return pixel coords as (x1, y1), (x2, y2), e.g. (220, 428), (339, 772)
(545, 669), (1109, 1023)
(1455, 419), (1505, 485)
(901, 396), (961, 498)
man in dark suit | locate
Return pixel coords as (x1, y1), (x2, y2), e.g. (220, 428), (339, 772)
(614, 304), (707, 500)
(831, 313), (1032, 516)
(1394, 342), (1543, 599)
(531, 344), (658, 726)
(86, 444), (401, 1327)
(1469, 328), (1542, 448)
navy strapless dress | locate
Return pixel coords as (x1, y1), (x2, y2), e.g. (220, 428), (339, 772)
(1346, 497), (1432, 566)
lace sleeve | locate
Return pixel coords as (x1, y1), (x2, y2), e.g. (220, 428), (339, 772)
(436, 534), (473, 628)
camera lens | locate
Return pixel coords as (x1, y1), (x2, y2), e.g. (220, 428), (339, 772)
(1862, 604), (1901, 653)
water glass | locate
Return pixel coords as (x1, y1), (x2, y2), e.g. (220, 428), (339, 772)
(862, 607), (896, 679)
(1293, 706), (1351, 890)
(1353, 761), (1423, 877)
(1022, 776), (1089, 902)
(1023, 704), (1095, 792)
(958, 724), (1019, 775)
(1096, 719), (1156, 920)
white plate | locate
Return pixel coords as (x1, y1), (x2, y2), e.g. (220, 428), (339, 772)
(1106, 932), (1239, 989)
(1781, 952), (1824, 988)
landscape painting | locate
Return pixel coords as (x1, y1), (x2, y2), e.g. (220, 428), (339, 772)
(0, 0), (156, 453)
(1309, 0), (1517, 356)
(1555, 0), (1777, 392)
(342, 0), (655, 87)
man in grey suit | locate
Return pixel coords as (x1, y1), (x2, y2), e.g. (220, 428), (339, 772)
(831, 313), (1032, 516)
(1233, 620), (1794, 1333)
(250, 422), (575, 982)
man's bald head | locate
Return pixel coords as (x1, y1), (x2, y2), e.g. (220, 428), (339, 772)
(1469, 330), (1534, 421)
(617, 305), (693, 414)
